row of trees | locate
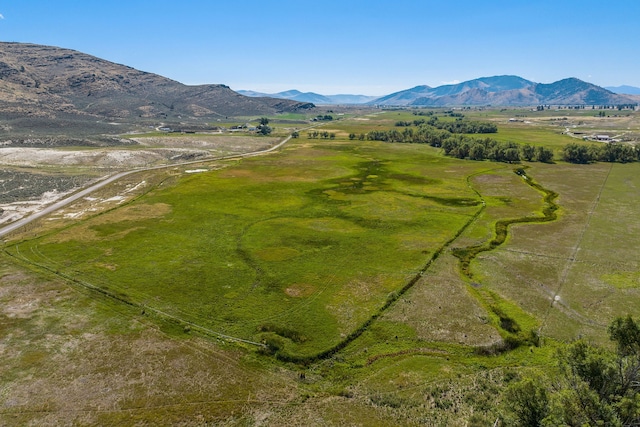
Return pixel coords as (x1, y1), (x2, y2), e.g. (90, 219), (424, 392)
(395, 116), (498, 134)
(311, 114), (333, 121)
(353, 124), (553, 164)
(354, 125), (452, 145)
(349, 125), (639, 165)
(442, 137), (554, 163)
(400, 135), (637, 165)
(436, 119), (498, 134)
(504, 315), (640, 426)
(562, 142), (640, 164)
(307, 130), (335, 139)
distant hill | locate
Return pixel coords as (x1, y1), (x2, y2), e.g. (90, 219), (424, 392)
(0, 42), (314, 124)
(429, 75), (534, 97)
(606, 85), (640, 95)
(275, 90), (333, 104)
(372, 76), (639, 106)
(374, 76), (532, 106)
(238, 89), (378, 105)
(326, 94), (379, 104)
(371, 85), (434, 106)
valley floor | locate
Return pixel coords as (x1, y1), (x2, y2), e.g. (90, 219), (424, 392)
(2, 109), (640, 425)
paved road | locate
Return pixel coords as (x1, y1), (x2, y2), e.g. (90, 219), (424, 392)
(0, 135), (291, 239)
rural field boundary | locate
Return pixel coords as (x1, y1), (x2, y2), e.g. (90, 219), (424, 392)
(539, 162), (614, 333)
(7, 242), (268, 348)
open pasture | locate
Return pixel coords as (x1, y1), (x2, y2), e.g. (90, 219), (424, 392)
(7, 137), (491, 358)
(464, 108), (640, 146)
(456, 159), (640, 344)
(5, 108), (640, 425)
(7, 108), (640, 358)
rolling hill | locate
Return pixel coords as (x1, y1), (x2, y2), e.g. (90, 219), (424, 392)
(0, 42), (314, 124)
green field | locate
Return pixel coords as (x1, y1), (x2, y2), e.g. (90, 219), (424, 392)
(7, 138), (493, 358)
(3, 108), (640, 425)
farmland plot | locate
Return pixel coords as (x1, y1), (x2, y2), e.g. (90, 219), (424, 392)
(7, 139), (489, 358)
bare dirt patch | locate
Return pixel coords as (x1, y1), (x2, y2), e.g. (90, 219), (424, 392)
(285, 283), (316, 298)
(0, 147), (213, 168)
(1, 188), (82, 226)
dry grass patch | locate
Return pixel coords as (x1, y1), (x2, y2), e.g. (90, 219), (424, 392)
(384, 255), (500, 346)
(49, 203), (172, 243)
(473, 162), (640, 342)
(285, 283), (316, 298)
(327, 275), (399, 336)
(0, 258), (300, 426)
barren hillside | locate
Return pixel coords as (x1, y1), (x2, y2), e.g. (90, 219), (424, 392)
(0, 42), (314, 124)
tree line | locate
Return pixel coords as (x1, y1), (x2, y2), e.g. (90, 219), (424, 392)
(562, 142), (640, 164)
(442, 137), (554, 163)
(395, 115), (498, 134)
(307, 130), (336, 139)
(354, 121), (640, 165)
(355, 123), (554, 164)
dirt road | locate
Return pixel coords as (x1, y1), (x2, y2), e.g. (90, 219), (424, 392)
(0, 135), (291, 239)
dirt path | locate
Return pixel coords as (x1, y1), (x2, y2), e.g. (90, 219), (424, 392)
(0, 135), (292, 239)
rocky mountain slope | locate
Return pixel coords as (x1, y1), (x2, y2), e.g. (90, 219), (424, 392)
(373, 75), (639, 106)
(0, 42), (314, 123)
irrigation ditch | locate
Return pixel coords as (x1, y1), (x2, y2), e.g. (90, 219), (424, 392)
(271, 166), (561, 364)
(451, 166), (560, 352)
(268, 166), (504, 363)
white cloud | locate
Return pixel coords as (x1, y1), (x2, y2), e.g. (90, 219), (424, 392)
(441, 79), (460, 85)
(0, 14), (4, 19)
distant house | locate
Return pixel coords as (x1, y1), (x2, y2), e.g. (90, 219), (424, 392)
(595, 135), (611, 141)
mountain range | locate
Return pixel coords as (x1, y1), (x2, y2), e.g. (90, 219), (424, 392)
(242, 76), (640, 107)
(237, 89), (378, 105)
(0, 42), (313, 125)
(606, 85), (640, 95)
(1, 42), (638, 128)
(371, 75), (640, 106)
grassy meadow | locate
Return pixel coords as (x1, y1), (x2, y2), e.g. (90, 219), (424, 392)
(6, 136), (491, 358)
(3, 107), (640, 425)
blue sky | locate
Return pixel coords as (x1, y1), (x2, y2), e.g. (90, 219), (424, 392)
(1, 1), (639, 95)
